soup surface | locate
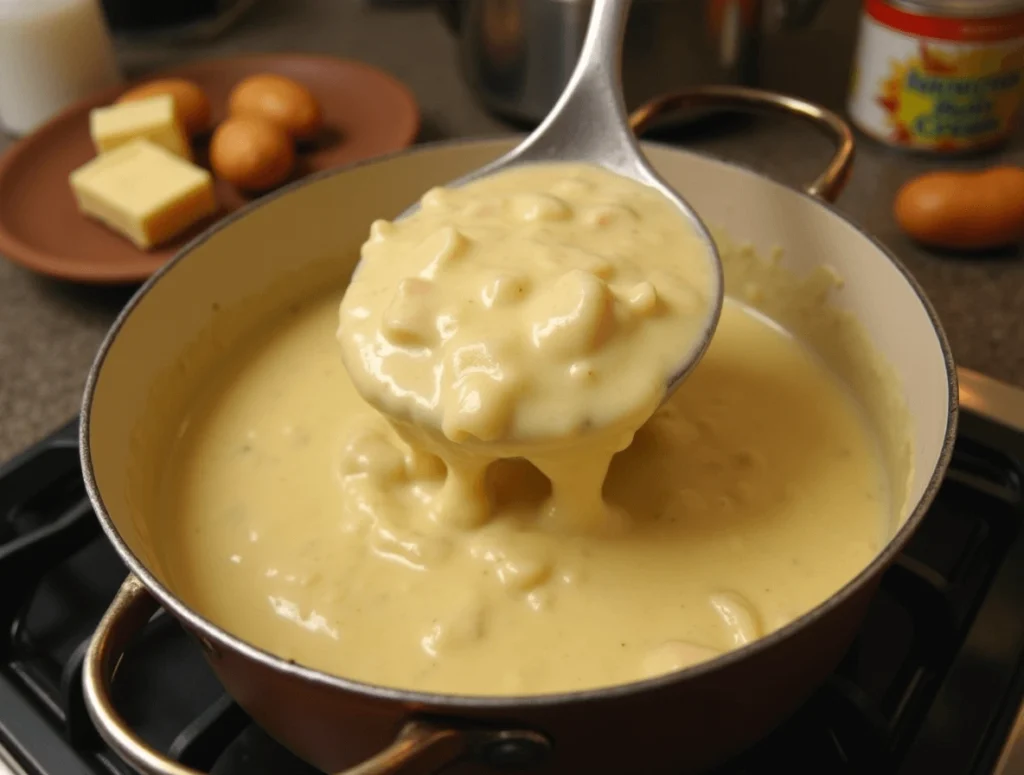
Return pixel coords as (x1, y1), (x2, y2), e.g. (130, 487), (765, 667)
(159, 295), (887, 695)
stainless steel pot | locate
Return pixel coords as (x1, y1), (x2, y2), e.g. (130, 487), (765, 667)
(80, 87), (957, 775)
(437, 0), (826, 125)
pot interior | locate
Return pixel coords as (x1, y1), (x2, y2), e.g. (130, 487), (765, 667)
(85, 138), (953, 669)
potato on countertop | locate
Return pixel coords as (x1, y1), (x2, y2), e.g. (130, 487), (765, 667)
(894, 166), (1024, 251)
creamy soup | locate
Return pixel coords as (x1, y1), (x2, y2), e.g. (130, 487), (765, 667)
(158, 163), (889, 697)
(159, 301), (886, 696)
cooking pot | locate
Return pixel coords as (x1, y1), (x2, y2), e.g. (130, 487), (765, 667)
(80, 86), (957, 775)
(437, 0), (826, 125)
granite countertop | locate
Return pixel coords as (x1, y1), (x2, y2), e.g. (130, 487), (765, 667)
(1, 0), (1022, 462)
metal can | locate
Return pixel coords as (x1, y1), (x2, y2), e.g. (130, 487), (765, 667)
(848, 0), (1024, 152)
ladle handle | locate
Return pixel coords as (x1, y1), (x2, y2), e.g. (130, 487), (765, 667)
(628, 86), (856, 202)
(83, 575), (550, 775)
(511, 0), (643, 175)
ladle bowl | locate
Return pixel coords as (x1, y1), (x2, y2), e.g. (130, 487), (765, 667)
(365, 0), (724, 399)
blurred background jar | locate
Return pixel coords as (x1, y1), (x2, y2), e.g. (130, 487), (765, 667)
(0, 0), (122, 136)
(847, 0), (1024, 154)
(437, 0), (827, 126)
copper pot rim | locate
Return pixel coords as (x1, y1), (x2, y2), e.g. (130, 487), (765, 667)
(79, 132), (959, 711)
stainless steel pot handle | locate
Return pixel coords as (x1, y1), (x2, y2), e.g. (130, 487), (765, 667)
(83, 575), (551, 775)
(628, 85), (855, 203)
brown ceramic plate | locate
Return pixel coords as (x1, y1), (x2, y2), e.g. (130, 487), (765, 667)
(0, 54), (420, 284)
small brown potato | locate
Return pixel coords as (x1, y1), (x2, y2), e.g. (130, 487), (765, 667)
(894, 166), (1024, 251)
(228, 74), (323, 141)
(209, 116), (295, 192)
(117, 78), (212, 136)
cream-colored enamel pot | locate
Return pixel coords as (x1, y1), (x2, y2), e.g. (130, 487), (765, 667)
(80, 87), (957, 775)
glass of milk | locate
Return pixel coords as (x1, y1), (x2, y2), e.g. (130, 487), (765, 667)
(0, 0), (123, 136)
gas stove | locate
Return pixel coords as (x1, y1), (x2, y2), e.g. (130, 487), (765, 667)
(0, 367), (1022, 775)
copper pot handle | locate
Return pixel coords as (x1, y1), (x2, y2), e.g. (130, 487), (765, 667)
(628, 85), (855, 203)
(84, 575), (550, 775)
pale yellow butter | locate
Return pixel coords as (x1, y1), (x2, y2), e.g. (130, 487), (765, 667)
(69, 139), (217, 250)
(89, 94), (191, 159)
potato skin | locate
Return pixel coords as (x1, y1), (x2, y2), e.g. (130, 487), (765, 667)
(894, 166), (1024, 251)
(228, 74), (323, 141)
(210, 116), (296, 192)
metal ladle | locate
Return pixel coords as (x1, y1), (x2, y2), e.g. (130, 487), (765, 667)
(389, 0), (725, 398)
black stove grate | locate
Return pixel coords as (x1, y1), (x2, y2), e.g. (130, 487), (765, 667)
(0, 412), (1022, 775)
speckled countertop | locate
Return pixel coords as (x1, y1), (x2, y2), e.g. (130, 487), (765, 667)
(0, 0), (1022, 462)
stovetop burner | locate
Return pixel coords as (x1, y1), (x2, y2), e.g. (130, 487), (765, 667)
(1, 368), (1023, 775)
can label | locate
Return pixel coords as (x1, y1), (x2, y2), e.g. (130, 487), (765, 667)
(848, 0), (1024, 151)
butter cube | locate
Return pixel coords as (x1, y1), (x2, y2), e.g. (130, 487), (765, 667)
(89, 94), (191, 160)
(69, 139), (217, 250)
